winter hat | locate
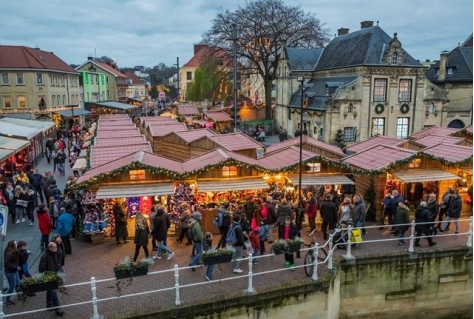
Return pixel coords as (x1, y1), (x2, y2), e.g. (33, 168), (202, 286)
(419, 201), (427, 207)
(193, 212), (202, 221)
(341, 201), (350, 206)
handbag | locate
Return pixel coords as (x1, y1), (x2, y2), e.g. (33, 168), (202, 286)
(351, 228), (363, 243)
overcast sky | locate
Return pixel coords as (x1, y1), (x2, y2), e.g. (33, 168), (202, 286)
(1, 0), (472, 69)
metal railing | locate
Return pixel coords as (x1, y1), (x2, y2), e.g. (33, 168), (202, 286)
(1, 217), (472, 319)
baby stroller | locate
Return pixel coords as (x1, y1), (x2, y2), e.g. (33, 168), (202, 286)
(331, 220), (352, 249)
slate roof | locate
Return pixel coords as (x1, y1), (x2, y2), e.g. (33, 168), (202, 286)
(285, 47), (322, 71)
(421, 143), (473, 164)
(0, 45), (77, 73)
(265, 135), (345, 158)
(345, 135), (405, 154)
(342, 145), (416, 171)
(426, 46), (473, 83)
(208, 133), (264, 151)
(315, 26), (422, 70)
(288, 76), (359, 109)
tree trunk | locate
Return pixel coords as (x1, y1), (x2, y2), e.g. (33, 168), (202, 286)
(264, 77), (273, 120)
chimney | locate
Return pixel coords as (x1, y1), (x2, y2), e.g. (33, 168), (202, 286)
(337, 28), (350, 36)
(87, 56), (93, 61)
(437, 50), (449, 81)
(360, 21), (374, 29)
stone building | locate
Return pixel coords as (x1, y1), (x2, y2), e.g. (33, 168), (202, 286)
(425, 34), (473, 128)
(274, 21), (449, 146)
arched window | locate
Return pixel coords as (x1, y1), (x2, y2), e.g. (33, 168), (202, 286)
(347, 103), (354, 113)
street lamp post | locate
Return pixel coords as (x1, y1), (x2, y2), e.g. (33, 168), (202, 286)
(232, 23), (238, 132)
(297, 76), (305, 223)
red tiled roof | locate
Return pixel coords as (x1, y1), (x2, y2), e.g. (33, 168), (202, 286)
(183, 45), (233, 68)
(95, 62), (127, 78)
(96, 129), (141, 138)
(183, 148), (259, 172)
(174, 129), (217, 143)
(90, 143), (152, 167)
(99, 114), (129, 120)
(94, 136), (147, 147)
(139, 116), (176, 126)
(411, 135), (464, 148)
(410, 126), (459, 139)
(345, 135), (404, 153)
(421, 143), (473, 163)
(97, 124), (136, 130)
(454, 125), (473, 136)
(123, 71), (144, 85)
(342, 145), (416, 171)
(206, 111), (232, 122)
(0, 45), (77, 73)
(266, 135), (345, 158)
(148, 123), (188, 137)
(208, 133), (264, 151)
(258, 146), (316, 170)
(178, 105), (200, 115)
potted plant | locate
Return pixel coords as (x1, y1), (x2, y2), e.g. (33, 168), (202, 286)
(20, 272), (64, 294)
(113, 257), (154, 280)
(271, 239), (288, 255)
(200, 248), (233, 266)
(287, 238), (304, 253)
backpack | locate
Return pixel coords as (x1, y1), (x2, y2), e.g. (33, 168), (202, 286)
(226, 223), (240, 245)
(222, 213), (231, 228)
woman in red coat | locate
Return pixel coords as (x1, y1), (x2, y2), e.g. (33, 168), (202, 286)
(36, 203), (53, 251)
(305, 192), (318, 232)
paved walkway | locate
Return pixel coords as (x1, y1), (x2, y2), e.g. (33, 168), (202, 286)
(2, 137), (472, 318)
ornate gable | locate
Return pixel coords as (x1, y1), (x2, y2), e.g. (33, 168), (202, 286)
(382, 33), (406, 65)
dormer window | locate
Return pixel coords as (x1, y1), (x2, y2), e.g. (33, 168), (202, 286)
(390, 52), (398, 65)
(447, 67), (454, 75)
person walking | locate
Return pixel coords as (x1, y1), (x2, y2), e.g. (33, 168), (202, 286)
(39, 241), (64, 316)
(112, 201), (128, 244)
(152, 206), (174, 261)
(189, 212), (205, 269)
(227, 214), (244, 274)
(55, 149), (67, 177)
(37, 204), (53, 251)
(215, 203), (231, 249)
(394, 201), (411, 247)
(440, 190), (462, 234)
(338, 198), (352, 224)
(202, 232), (215, 281)
(278, 217), (299, 270)
(177, 203), (192, 245)
(24, 186), (35, 226)
(133, 211), (150, 262)
(390, 190), (404, 234)
(54, 207), (75, 255)
(31, 168), (43, 204)
(14, 185), (27, 224)
(51, 234), (66, 270)
(426, 193), (440, 236)
(414, 201), (436, 247)
(305, 192), (318, 233)
(351, 194), (367, 236)
(3, 183), (15, 223)
(379, 192), (392, 229)
(320, 194), (338, 240)
(3, 240), (24, 306)
(438, 188), (453, 231)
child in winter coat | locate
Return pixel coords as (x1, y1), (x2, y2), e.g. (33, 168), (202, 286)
(202, 232), (214, 281)
(258, 219), (270, 255)
(17, 241), (32, 279)
(248, 227), (260, 264)
(37, 204), (53, 251)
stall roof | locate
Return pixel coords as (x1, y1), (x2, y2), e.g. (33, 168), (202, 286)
(95, 130), (142, 138)
(91, 143), (152, 167)
(94, 101), (138, 110)
(208, 133), (264, 151)
(171, 129), (216, 143)
(206, 111), (232, 122)
(0, 148), (14, 162)
(391, 170), (460, 183)
(287, 174), (354, 186)
(342, 145), (416, 171)
(410, 126), (459, 140)
(183, 148), (260, 172)
(266, 135), (346, 158)
(96, 183), (174, 199)
(0, 136), (31, 153)
(410, 135), (464, 148)
(98, 124), (136, 130)
(0, 121), (43, 140)
(258, 146), (316, 170)
(52, 109), (91, 117)
(72, 158), (87, 171)
(178, 105), (200, 115)
(99, 114), (130, 121)
(197, 178), (268, 192)
(344, 135), (404, 154)
(192, 120), (210, 126)
(0, 118), (55, 133)
(421, 143), (473, 163)
(148, 123), (188, 137)
(94, 136), (147, 147)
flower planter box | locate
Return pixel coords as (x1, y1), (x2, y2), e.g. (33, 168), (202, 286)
(201, 254), (233, 266)
(272, 246), (286, 255)
(288, 243), (302, 253)
(114, 266), (148, 279)
(21, 280), (59, 294)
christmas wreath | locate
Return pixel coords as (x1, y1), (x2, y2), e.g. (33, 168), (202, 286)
(400, 103), (410, 114)
(374, 104), (384, 114)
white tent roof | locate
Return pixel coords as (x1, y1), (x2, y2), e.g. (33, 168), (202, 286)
(0, 118), (55, 133)
(0, 121), (43, 140)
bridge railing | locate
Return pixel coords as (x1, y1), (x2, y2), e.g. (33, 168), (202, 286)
(1, 216), (472, 319)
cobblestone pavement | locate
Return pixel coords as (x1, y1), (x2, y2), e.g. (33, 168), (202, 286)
(2, 139), (472, 319)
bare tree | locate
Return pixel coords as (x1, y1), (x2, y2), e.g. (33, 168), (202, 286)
(201, 0), (329, 120)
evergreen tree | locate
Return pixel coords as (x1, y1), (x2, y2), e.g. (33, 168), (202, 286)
(335, 129), (346, 149)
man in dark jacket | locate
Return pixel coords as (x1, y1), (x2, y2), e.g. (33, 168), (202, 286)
(55, 150), (67, 176)
(320, 194), (338, 240)
(440, 191), (462, 234)
(229, 214), (245, 274)
(215, 203), (231, 249)
(39, 241), (64, 317)
(414, 201), (436, 247)
(46, 180), (61, 201)
(426, 193), (440, 235)
(152, 206), (174, 261)
(45, 138), (54, 164)
(264, 197), (276, 242)
(390, 190), (404, 234)
(30, 168), (43, 204)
